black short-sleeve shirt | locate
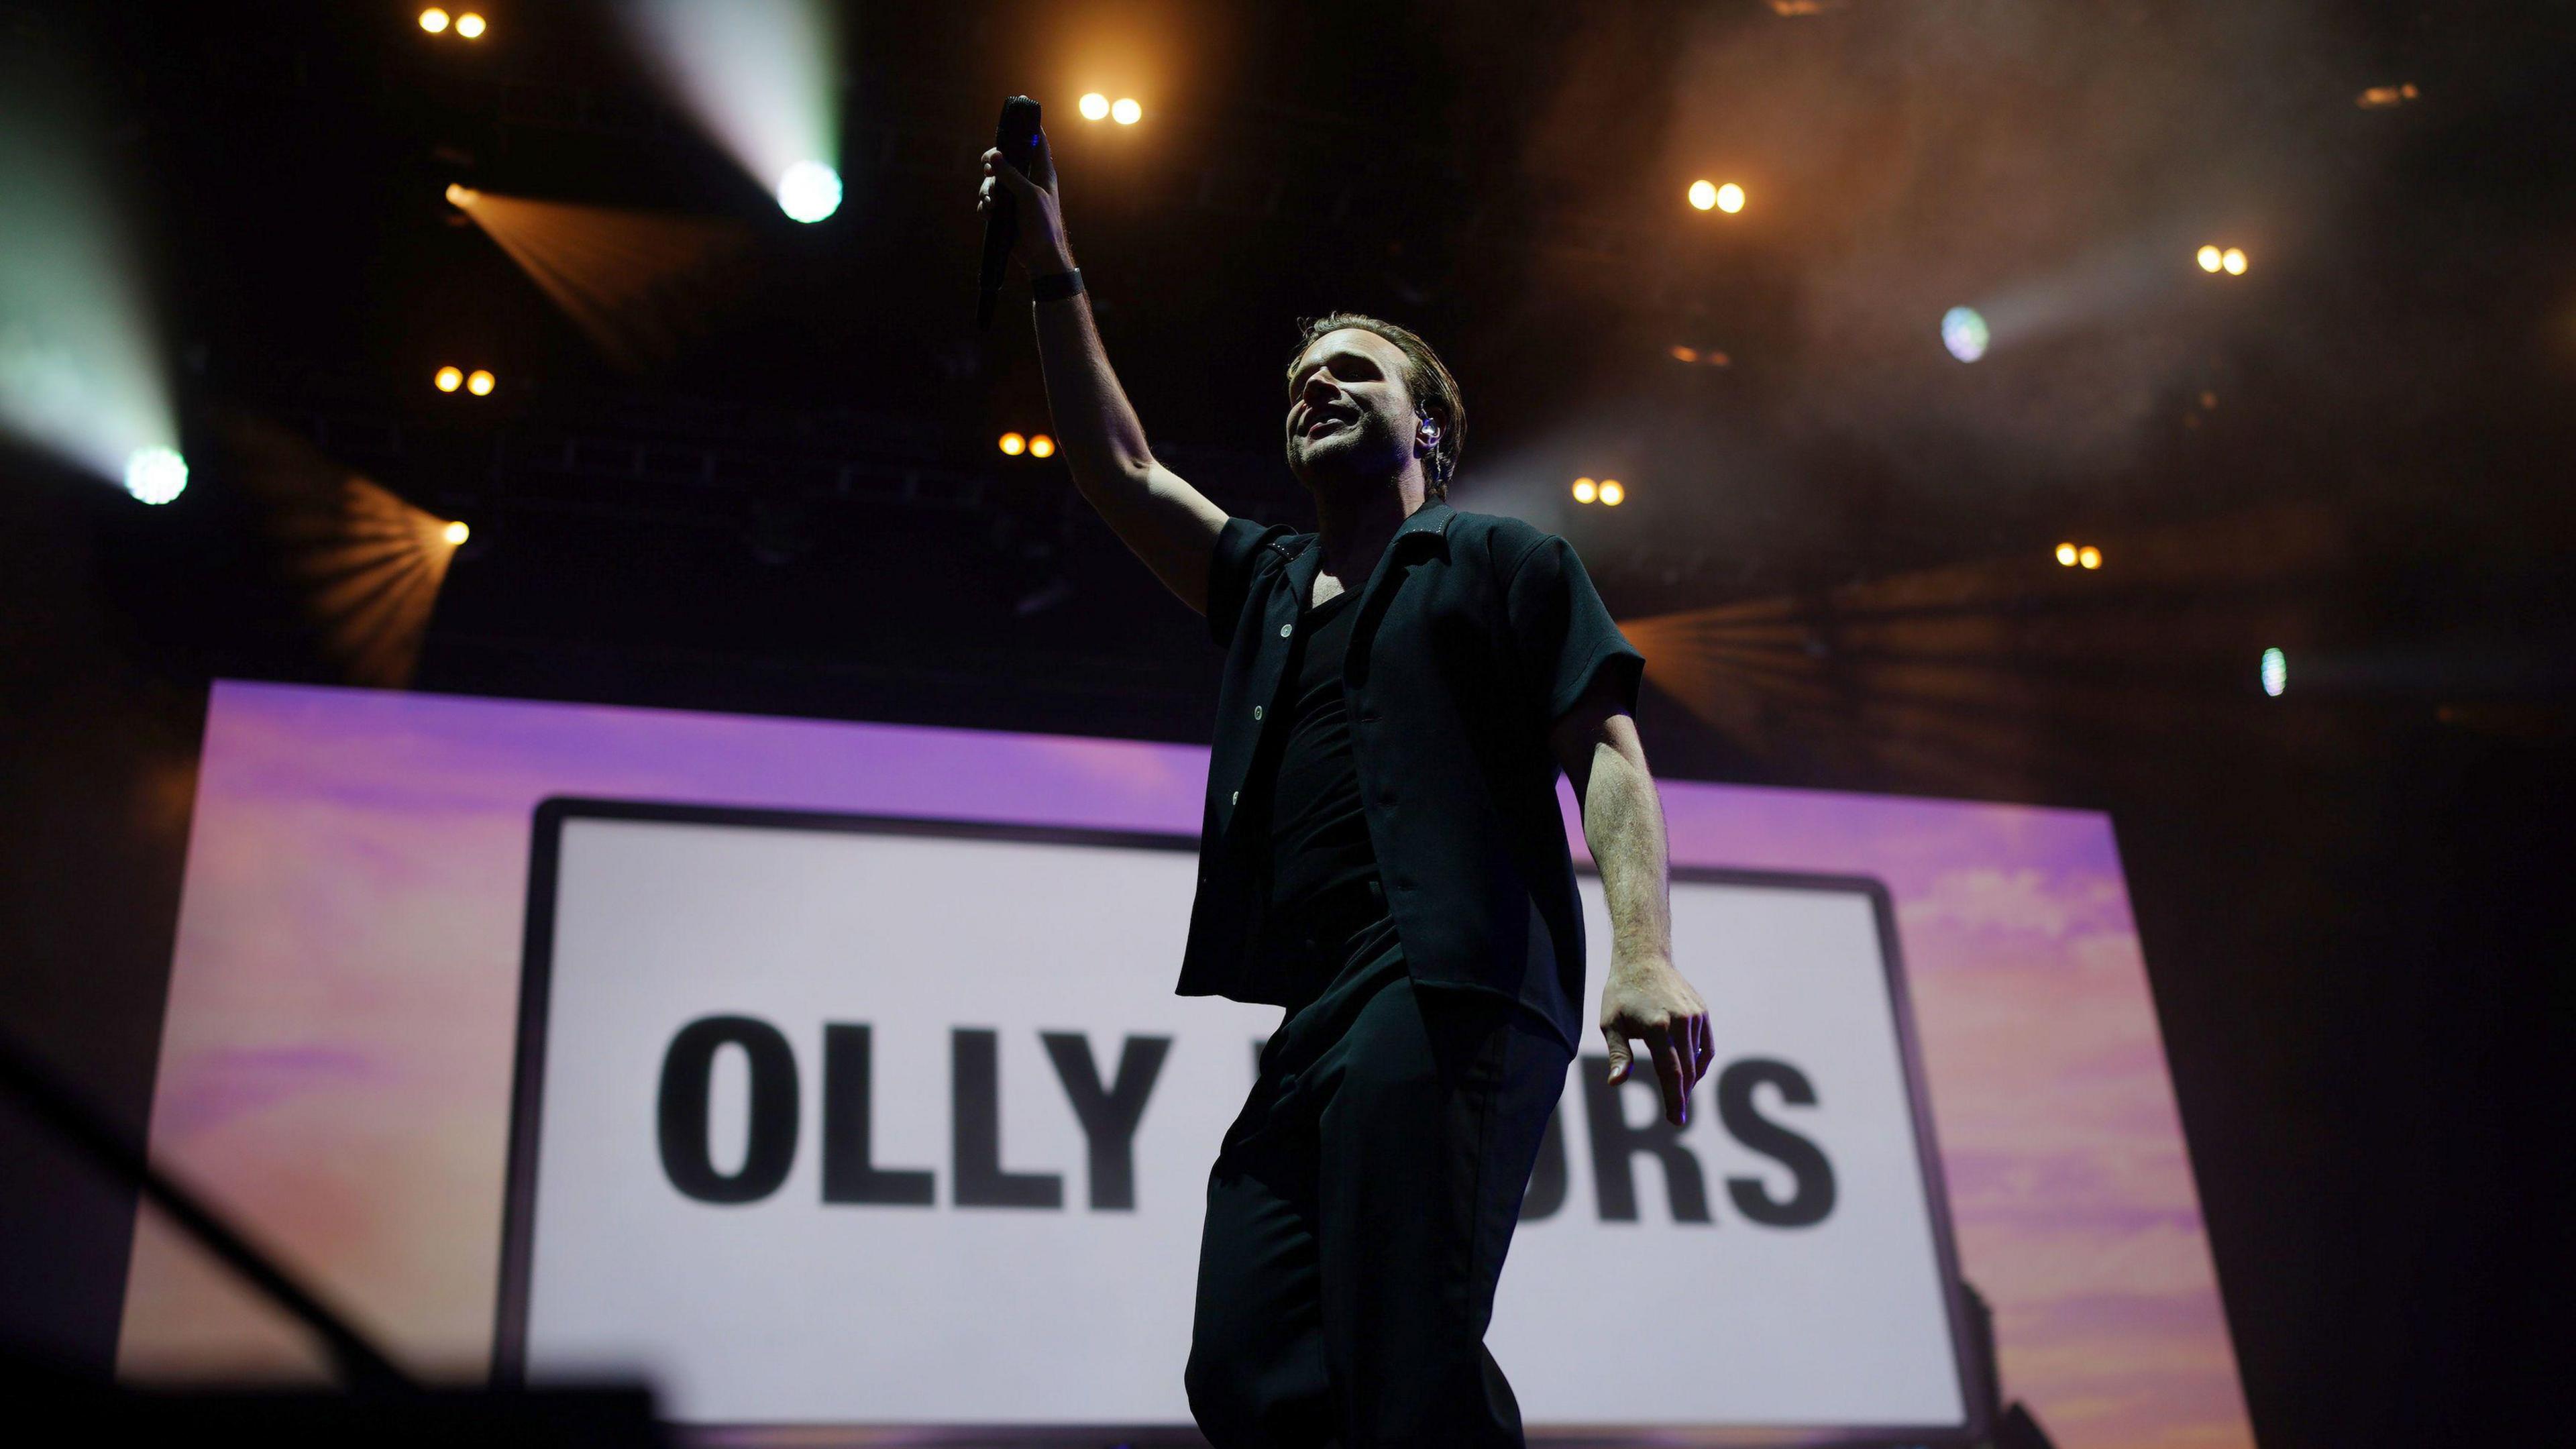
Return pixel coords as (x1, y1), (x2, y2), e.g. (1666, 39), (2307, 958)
(1179, 501), (1644, 1052)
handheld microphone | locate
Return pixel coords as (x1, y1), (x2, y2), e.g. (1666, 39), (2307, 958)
(978, 96), (1045, 329)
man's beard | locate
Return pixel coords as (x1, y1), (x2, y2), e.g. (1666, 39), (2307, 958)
(1289, 416), (1402, 494)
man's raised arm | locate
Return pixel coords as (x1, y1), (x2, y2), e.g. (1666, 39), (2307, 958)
(982, 139), (1228, 615)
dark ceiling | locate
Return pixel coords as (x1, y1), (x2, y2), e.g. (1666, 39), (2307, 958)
(1, 0), (2569, 1443)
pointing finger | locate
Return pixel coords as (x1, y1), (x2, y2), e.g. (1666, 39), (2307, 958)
(1654, 1032), (1687, 1126)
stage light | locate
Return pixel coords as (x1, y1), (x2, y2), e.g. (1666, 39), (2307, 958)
(433, 366), (463, 392)
(1688, 180), (1717, 211)
(1670, 345), (1699, 363)
(2261, 647), (2287, 697)
(419, 8), (450, 33)
(444, 183), (478, 207)
(447, 189), (755, 372)
(123, 446), (186, 505)
(2055, 542), (2078, 566)
(2222, 247), (2247, 275)
(443, 519), (471, 546)
(1572, 478), (1597, 503)
(612, 0), (843, 233)
(455, 12), (485, 39)
(0, 73), (182, 498)
(1715, 182), (1744, 213)
(776, 160), (842, 223)
(1079, 93), (1110, 121)
(2197, 245), (2223, 272)
(1028, 433), (1056, 458)
(2357, 83), (2418, 109)
(1599, 480), (1625, 506)
(1111, 97), (1142, 125)
(2078, 545), (2101, 570)
(998, 431), (1025, 456)
(1941, 306), (1990, 363)
(466, 369), (495, 396)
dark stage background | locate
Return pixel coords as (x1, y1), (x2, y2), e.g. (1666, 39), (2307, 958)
(2, 1), (2568, 1442)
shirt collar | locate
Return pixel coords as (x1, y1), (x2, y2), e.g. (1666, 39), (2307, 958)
(1285, 500), (1454, 608)
(1395, 500), (1456, 548)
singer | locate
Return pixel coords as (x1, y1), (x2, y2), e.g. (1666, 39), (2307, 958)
(981, 133), (1714, 1449)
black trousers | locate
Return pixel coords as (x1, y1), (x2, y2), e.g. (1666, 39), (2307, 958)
(1185, 928), (1574, 1449)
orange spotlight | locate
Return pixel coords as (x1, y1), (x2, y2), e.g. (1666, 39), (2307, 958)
(1111, 97), (1142, 125)
(2055, 542), (2078, 566)
(1670, 345), (1699, 363)
(2197, 245), (2223, 272)
(1687, 180), (1717, 211)
(1079, 93), (1110, 121)
(443, 183), (478, 207)
(419, 8), (450, 34)
(442, 520), (471, 546)
(1571, 478), (1598, 504)
(2078, 545), (2102, 570)
(455, 12), (486, 39)
(1599, 480), (1625, 506)
(465, 369), (495, 396)
(998, 431), (1026, 456)
(1028, 434), (1056, 458)
(2222, 247), (2247, 275)
(434, 365), (464, 393)
(1715, 182), (1745, 213)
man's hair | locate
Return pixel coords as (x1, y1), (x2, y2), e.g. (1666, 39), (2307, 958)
(1285, 313), (1466, 500)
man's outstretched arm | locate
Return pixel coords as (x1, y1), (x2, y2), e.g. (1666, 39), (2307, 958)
(982, 141), (1227, 614)
(1550, 681), (1715, 1126)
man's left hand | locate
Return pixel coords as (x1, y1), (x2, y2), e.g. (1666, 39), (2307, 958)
(1598, 955), (1713, 1126)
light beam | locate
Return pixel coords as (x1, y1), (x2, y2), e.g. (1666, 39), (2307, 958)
(612, 0), (843, 220)
(445, 186), (753, 372)
(0, 48), (182, 497)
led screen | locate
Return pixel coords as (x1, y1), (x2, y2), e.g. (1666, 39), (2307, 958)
(121, 682), (2252, 1449)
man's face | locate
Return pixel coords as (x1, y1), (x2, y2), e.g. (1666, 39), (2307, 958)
(1284, 328), (1421, 494)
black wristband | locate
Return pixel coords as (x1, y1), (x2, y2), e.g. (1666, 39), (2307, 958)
(1032, 268), (1085, 304)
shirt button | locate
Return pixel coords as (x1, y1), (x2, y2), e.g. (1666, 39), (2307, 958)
(1280, 623), (1293, 637)
(1252, 705), (1265, 721)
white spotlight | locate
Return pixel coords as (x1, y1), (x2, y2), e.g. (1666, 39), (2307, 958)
(1941, 306), (1990, 362)
(612, 0), (843, 227)
(123, 446), (186, 505)
(2261, 647), (2287, 697)
(1110, 97), (1142, 125)
(777, 160), (842, 222)
(1079, 93), (1110, 121)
